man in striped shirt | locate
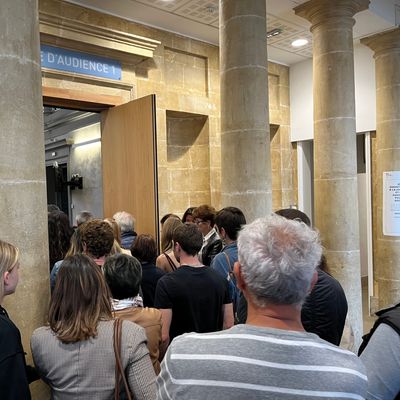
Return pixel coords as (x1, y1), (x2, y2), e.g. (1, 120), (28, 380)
(156, 214), (367, 399)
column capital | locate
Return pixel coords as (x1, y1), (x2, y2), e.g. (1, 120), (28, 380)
(361, 28), (400, 56)
(294, 0), (370, 29)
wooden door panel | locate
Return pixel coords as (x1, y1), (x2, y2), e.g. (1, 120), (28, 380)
(101, 95), (158, 241)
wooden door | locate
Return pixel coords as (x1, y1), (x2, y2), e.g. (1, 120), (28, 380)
(101, 95), (159, 241)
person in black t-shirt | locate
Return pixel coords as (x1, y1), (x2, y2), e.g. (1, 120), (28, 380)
(155, 223), (233, 356)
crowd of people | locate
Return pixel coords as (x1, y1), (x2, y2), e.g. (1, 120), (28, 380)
(0, 204), (399, 399)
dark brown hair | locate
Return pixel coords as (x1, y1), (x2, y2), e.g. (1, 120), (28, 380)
(131, 234), (157, 263)
(48, 210), (74, 269)
(49, 254), (112, 343)
(173, 223), (203, 256)
(192, 204), (217, 226)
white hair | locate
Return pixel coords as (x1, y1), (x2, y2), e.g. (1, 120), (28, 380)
(112, 211), (135, 233)
(237, 214), (322, 307)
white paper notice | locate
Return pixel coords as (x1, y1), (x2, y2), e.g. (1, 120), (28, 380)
(383, 171), (400, 236)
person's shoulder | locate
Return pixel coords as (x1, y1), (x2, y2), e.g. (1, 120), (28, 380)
(31, 326), (53, 348)
(120, 307), (162, 328)
(32, 325), (52, 337)
(211, 251), (226, 266)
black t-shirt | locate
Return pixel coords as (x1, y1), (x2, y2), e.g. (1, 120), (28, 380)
(0, 308), (31, 400)
(141, 262), (165, 308)
(154, 265), (231, 341)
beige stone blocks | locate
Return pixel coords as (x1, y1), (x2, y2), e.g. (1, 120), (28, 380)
(221, 67), (269, 131)
(313, 118), (357, 178)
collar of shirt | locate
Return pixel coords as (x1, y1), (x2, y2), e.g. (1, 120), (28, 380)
(112, 295), (143, 311)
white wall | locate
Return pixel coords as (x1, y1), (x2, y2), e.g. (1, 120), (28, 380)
(290, 58), (313, 142)
(290, 42), (376, 141)
(354, 43), (376, 133)
(69, 123), (103, 223)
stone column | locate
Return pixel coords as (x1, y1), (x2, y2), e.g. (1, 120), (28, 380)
(220, 0), (271, 222)
(1, 0), (50, 397)
(362, 29), (400, 307)
(295, 0), (369, 345)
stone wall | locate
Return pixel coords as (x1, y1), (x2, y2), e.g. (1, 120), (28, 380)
(39, 0), (295, 222)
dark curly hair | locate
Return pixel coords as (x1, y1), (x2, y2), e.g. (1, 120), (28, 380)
(48, 211), (74, 270)
(79, 219), (114, 259)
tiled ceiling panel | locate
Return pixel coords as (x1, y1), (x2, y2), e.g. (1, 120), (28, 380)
(135, 0), (193, 12)
(174, 0), (219, 25)
(133, 0), (313, 59)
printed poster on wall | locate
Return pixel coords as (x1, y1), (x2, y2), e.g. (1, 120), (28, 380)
(383, 171), (400, 236)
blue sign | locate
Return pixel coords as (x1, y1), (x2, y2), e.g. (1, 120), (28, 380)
(40, 45), (121, 81)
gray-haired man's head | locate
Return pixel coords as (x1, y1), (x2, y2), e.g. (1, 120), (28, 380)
(237, 214), (322, 308)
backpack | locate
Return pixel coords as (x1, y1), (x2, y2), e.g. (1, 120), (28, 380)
(358, 302), (400, 356)
(223, 252), (240, 318)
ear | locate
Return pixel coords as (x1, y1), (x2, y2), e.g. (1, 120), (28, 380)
(3, 271), (9, 285)
(219, 227), (226, 239)
(308, 270), (318, 293)
(234, 262), (246, 291)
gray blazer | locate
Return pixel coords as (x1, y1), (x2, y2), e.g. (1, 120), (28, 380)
(31, 319), (156, 400)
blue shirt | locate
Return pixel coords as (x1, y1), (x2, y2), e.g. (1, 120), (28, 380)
(211, 242), (240, 313)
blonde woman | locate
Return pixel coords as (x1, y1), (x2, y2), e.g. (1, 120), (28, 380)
(0, 240), (31, 399)
(156, 217), (182, 273)
(31, 254), (156, 399)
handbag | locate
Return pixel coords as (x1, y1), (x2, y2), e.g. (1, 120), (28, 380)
(113, 318), (133, 400)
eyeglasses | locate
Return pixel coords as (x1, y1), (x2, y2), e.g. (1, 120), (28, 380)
(194, 219), (206, 225)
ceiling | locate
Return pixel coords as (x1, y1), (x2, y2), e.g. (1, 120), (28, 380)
(65, 0), (397, 65)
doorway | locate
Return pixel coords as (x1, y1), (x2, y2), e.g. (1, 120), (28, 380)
(43, 95), (159, 240)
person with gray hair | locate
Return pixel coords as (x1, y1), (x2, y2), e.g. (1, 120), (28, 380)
(156, 214), (367, 400)
(75, 210), (93, 227)
(113, 211), (137, 250)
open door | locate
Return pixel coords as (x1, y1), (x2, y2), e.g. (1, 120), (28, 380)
(101, 95), (159, 242)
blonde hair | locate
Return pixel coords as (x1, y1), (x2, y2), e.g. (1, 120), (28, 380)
(161, 217), (183, 252)
(0, 240), (19, 301)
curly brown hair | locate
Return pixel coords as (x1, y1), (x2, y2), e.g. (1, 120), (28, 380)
(79, 219), (114, 258)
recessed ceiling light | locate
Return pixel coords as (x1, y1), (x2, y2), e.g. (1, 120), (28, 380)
(291, 38), (309, 47)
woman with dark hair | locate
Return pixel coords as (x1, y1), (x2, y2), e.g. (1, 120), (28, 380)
(104, 253), (162, 374)
(182, 207), (195, 224)
(49, 227), (84, 292)
(31, 254), (156, 399)
(131, 234), (165, 308)
(48, 210), (74, 272)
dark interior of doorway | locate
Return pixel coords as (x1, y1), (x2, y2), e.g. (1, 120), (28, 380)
(46, 163), (69, 214)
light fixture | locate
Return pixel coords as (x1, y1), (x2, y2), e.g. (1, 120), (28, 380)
(291, 38), (308, 47)
(267, 28), (282, 39)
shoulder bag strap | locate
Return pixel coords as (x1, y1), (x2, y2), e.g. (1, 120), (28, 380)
(223, 252), (233, 273)
(164, 252), (177, 271)
(113, 318), (133, 400)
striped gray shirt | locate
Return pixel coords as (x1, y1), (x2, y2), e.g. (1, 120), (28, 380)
(157, 324), (367, 399)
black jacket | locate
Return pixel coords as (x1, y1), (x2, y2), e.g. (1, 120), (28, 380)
(301, 269), (348, 345)
(0, 307), (31, 400)
(202, 237), (223, 267)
